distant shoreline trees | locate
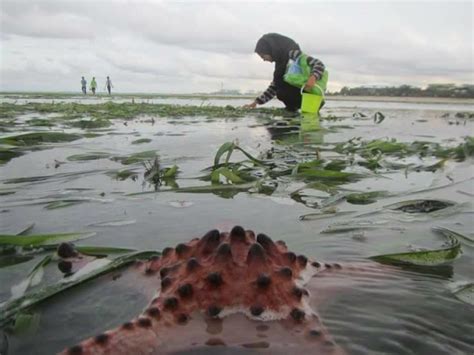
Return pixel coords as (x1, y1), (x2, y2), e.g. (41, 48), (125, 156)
(329, 84), (473, 98)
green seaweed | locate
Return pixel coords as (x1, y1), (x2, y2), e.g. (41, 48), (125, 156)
(10, 255), (52, 299)
(0, 148), (24, 164)
(0, 255), (35, 268)
(26, 118), (55, 127)
(108, 169), (139, 181)
(334, 136), (474, 163)
(143, 157), (179, 189)
(213, 141), (265, 167)
(11, 312), (41, 334)
(163, 165), (178, 178)
(0, 232), (95, 248)
(0, 132), (82, 146)
(370, 230), (461, 266)
(131, 138), (152, 145)
(112, 150), (158, 165)
(67, 119), (111, 129)
(0, 101), (274, 123)
(174, 182), (255, 196)
(0, 250), (160, 327)
(211, 167), (245, 184)
(346, 191), (386, 205)
(67, 152), (111, 161)
(296, 169), (359, 182)
(16, 223), (35, 236)
(75, 246), (135, 256)
(321, 220), (382, 234)
(44, 200), (85, 210)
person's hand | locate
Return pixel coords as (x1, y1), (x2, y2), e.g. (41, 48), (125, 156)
(304, 75), (316, 92)
(243, 101), (257, 109)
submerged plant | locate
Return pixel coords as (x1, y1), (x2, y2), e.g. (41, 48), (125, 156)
(111, 150), (158, 165)
(108, 169), (139, 181)
(213, 141), (265, 167)
(143, 157), (179, 190)
(66, 119), (112, 129)
(334, 136), (474, 163)
(66, 152), (111, 161)
(385, 199), (455, 213)
(131, 138), (152, 145)
(346, 191), (386, 205)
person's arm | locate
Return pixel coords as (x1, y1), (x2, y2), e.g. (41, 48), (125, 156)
(244, 82), (277, 108)
(256, 82), (277, 104)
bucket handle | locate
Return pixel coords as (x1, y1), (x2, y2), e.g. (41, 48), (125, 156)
(301, 83), (325, 98)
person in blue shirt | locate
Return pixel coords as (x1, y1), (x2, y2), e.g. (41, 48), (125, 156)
(81, 77), (87, 95)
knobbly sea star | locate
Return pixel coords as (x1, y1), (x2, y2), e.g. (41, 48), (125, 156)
(58, 226), (379, 355)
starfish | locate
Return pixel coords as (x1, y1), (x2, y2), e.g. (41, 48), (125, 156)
(57, 226), (381, 355)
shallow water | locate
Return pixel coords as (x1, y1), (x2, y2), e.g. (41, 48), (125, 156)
(0, 95), (473, 354)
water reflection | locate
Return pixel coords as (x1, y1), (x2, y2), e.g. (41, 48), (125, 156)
(299, 113), (324, 144)
(1, 96), (473, 355)
(264, 112), (326, 146)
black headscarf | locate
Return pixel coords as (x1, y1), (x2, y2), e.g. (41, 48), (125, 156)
(255, 33), (300, 88)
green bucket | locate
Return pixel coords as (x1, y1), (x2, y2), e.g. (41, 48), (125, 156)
(301, 87), (323, 114)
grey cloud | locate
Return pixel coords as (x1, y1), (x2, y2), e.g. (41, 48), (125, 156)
(1, 0), (472, 92)
(1, 2), (95, 39)
(97, 39), (269, 81)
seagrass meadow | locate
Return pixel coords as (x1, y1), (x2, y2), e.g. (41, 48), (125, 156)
(0, 94), (473, 354)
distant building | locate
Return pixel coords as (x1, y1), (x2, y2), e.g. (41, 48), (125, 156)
(211, 89), (242, 95)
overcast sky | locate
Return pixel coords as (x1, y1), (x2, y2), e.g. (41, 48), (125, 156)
(0, 0), (472, 94)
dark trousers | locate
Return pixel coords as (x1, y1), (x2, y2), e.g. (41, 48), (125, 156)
(276, 83), (325, 112)
(276, 82), (302, 112)
(107, 85), (111, 94)
(81, 86), (86, 94)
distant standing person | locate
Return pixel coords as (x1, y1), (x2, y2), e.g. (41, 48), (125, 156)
(105, 76), (113, 95)
(81, 76), (87, 95)
(90, 77), (97, 95)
